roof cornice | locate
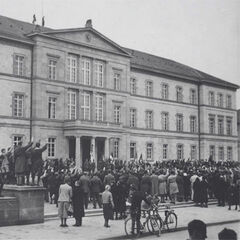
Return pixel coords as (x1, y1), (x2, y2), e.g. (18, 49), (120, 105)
(0, 32), (34, 45)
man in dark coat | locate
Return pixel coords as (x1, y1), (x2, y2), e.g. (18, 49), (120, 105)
(72, 180), (85, 226)
(31, 142), (47, 185)
(14, 141), (33, 185)
(90, 172), (103, 208)
(79, 172), (90, 209)
(127, 171), (139, 190)
(140, 171), (151, 194)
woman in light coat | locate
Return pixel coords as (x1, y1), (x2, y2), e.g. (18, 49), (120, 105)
(158, 169), (169, 203)
(167, 169), (179, 204)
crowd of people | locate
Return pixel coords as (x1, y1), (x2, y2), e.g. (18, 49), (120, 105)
(1, 141), (240, 233)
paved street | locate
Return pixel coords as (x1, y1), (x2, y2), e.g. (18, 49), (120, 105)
(1, 205), (239, 240)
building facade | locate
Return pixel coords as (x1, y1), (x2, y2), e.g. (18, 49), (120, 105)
(0, 15), (238, 169)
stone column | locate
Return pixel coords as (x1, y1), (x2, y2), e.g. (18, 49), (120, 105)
(104, 137), (109, 160)
(75, 136), (81, 169)
(91, 137), (96, 162)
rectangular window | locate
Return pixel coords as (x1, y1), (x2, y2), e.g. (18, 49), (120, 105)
(146, 81), (153, 97)
(67, 55), (77, 83)
(176, 114), (183, 132)
(190, 116), (197, 133)
(130, 142), (136, 160)
(13, 136), (23, 146)
(48, 137), (56, 158)
(48, 59), (57, 80)
(161, 112), (169, 131)
(226, 95), (232, 109)
(130, 108), (136, 128)
(82, 58), (91, 85)
(114, 105), (121, 123)
(163, 144), (168, 160)
(191, 145), (197, 160)
(113, 140), (119, 159)
(81, 92), (91, 120)
(227, 147), (232, 161)
(209, 115), (215, 134)
(130, 78), (137, 94)
(162, 83), (169, 100)
(226, 118), (232, 136)
(146, 143), (153, 161)
(176, 86), (183, 102)
(146, 111), (153, 129)
(67, 90), (76, 120)
(95, 61), (104, 87)
(13, 55), (25, 76)
(190, 89), (197, 104)
(218, 147), (224, 161)
(13, 93), (24, 117)
(96, 95), (103, 121)
(208, 91), (215, 106)
(217, 93), (223, 107)
(209, 145), (215, 161)
(177, 144), (183, 160)
(48, 97), (56, 119)
(113, 72), (121, 90)
(218, 117), (224, 135)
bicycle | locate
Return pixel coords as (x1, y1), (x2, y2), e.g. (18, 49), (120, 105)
(124, 207), (161, 237)
(153, 202), (178, 232)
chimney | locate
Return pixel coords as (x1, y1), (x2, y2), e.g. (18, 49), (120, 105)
(85, 19), (92, 28)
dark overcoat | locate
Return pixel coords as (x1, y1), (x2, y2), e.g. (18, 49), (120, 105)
(72, 186), (85, 218)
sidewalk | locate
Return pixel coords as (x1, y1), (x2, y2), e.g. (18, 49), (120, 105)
(1, 205), (239, 240)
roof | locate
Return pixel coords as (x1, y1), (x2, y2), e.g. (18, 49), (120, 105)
(0, 14), (238, 90)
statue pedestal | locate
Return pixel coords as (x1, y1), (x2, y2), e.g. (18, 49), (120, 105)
(2, 185), (45, 225)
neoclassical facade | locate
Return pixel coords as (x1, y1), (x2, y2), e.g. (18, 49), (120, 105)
(0, 15), (238, 168)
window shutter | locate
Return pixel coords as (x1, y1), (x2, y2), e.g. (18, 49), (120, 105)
(103, 95), (106, 121)
(79, 92), (84, 119)
(94, 62), (98, 86)
(23, 57), (26, 76)
(66, 58), (70, 81)
(13, 55), (17, 75)
(80, 59), (83, 84)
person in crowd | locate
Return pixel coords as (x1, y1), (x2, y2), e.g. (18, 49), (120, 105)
(183, 172), (191, 202)
(216, 174), (228, 207)
(176, 171), (184, 202)
(90, 172), (103, 209)
(130, 184), (150, 236)
(140, 171), (151, 194)
(102, 185), (114, 228)
(0, 149), (9, 181)
(79, 171), (90, 209)
(167, 169), (179, 204)
(187, 219), (207, 240)
(72, 180), (85, 226)
(190, 171), (199, 200)
(103, 170), (115, 187)
(14, 141), (33, 185)
(151, 170), (159, 196)
(31, 142), (48, 185)
(193, 178), (201, 206)
(158, 169), (168, 203)
(218, 228), (237, 240)
(199, 177), (208, 207)
(58, 176), (72, 227)
(227, 182), (239, 210)
(48, 170), (59, 204)
(127, 171), (139, 190)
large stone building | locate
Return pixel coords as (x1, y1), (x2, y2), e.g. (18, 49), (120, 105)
(237, 109), (240, 162)
(0, 15), (238, 168)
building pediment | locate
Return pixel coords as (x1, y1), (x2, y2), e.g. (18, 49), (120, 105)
(39, 27), (130, 57)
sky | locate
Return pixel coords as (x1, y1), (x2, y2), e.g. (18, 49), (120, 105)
(1, 0), (240, 108)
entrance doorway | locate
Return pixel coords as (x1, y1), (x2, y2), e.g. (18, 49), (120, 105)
(81, 137), (91, 171)
(68, 137), (76, 160)
(96, 138), (105, 162)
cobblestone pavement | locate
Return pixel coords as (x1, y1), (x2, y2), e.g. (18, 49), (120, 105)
(1, 205), (239, 240)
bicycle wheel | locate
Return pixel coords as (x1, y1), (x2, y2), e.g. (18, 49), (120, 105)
(125, 217), (134, 236)
(166, 212), (177, 231)
(147, 216), (161, 236)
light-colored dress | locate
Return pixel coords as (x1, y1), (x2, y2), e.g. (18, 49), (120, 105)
(158, 174), (168, 195)
(167, 174), (179, 195)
